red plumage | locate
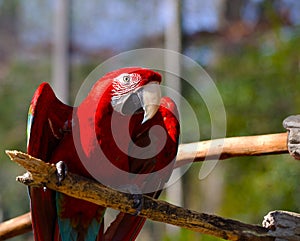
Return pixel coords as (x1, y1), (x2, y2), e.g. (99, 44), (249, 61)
(27, 67), (180, 241)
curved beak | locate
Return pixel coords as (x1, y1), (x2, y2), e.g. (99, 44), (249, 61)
(136, 82), (161, 124)
(111, 82), (161, 124)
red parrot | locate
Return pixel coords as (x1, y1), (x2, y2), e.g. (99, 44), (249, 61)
(27, 67), (180, 241)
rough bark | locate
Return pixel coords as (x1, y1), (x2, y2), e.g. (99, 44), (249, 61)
(283, 115), (300, 160)
(263, 211), (300, 241)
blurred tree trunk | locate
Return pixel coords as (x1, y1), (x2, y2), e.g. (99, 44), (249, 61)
(216, 0), (227, 30)
(225, 0), (245, 21)
(52, 0), (70, 103)
(0, 1), (19, 65)
(197, 0), (226, 216)
(164, 0), (182, 237)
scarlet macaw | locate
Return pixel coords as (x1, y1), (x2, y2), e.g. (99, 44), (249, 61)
(27, 67), (180, 241)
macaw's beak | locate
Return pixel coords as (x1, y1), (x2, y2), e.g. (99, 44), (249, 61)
(138, 81), (161, 124)
(114, 82), (161, 124)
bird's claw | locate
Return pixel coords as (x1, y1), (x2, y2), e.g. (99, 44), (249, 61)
(119, 184), (144, 215)
(132, 193), (143, 216)
(55, 161), (68, 186)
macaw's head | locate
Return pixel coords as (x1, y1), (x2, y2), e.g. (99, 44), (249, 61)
(109, 68), (162, 123)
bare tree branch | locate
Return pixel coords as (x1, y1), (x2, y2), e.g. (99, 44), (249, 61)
(175, 133), (288, 167)
(263, 210), (300, 241)
(0, 212), (32, 240)
(4, 150), (276, 241)
(283, 115), (300, 160)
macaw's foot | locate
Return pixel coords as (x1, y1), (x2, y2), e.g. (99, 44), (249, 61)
(119, 184), (144, 215)
(55, 160), (68, 186)
(132, 193), (143, 216)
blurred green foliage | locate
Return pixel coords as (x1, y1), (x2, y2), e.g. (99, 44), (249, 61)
(0, 59), (51, 240)
(215, 27), (300, 217)
(160, 26), (300, 240)
(216, 30), (300, 136)
(195, 27), (300, 240)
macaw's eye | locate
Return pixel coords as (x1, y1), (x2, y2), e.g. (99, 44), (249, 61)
(123, 75), (130, 83)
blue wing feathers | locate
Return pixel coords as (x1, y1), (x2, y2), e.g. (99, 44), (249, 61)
(86, 219), (102, 241)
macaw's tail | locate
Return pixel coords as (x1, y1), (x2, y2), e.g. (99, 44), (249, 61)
(104, 190), (162, 241)
(104, 213), (146, 241)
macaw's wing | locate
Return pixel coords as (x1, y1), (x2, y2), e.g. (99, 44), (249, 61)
(27, 82), (73, 241)
(27, 82), (73, 160)
(104, 97), (180, 241)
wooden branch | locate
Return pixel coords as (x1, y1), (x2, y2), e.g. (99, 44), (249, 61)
(1, 132), (293, 240)
(283, 115), (300, 160)
(0, 212), (32, 240)
(263, 211), (300, 241)
(175, 133), (288, 167)
(5, 150), (275, 241)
